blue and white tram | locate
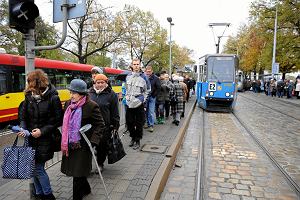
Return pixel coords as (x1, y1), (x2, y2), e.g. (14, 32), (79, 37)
(196, 54), (239, 112)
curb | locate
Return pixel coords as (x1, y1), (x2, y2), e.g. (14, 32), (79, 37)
(145, 100), (197, 200)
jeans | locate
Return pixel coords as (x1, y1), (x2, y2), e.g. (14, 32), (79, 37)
(33, 162), (52, 195)
(146, 96), (156, 127)
(158, 103), (165, 118)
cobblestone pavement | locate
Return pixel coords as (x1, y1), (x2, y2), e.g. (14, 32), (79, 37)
(162, 93), (299, 200)
(0, 98), (195, 200)
(235, 92), (300, 186)
(238, 92), (300, 120)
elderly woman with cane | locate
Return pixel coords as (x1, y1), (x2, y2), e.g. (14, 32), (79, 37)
(60, 79), (106, 200)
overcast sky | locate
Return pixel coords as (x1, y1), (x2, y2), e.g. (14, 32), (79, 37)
(36, 0), (254, 62)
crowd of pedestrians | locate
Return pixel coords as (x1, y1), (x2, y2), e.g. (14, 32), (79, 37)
(250, 75), (300, 99)
(14, 58), (196, 200)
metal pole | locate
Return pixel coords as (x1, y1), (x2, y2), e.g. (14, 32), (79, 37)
(169, 23), (172, 76)
(216, 36), (221, 54)
(33, 0), (69, 51)
(24, 29), (36, 76)
(271, 6), (277, 78)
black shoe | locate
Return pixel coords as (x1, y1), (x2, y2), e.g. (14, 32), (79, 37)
(129, 139), (135, 147)
(172, 120), (176, 124)
(175, 121), (179, 126)
(41, 193), (56, 200)
(133, 140), (140, 150)
(82, 188), (91, 197)
(32, 194), (42, 200)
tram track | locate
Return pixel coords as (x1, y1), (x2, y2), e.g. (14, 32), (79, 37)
(232, 111), (300, 198)
(240, 92), (300, 108)
(195, 109), (205, 200)
(238, 94), (300, 121)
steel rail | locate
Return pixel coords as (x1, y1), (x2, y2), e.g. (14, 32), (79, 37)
(233, 112), (300, 198)
(239, 94), (300, 121)
(195, 109), (206, 200)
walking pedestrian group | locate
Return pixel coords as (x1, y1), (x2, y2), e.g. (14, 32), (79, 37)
(13, 58), (195, 200)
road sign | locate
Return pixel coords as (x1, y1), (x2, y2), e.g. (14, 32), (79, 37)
(272, 62), (279, 74)
(53, 0), (86, 23)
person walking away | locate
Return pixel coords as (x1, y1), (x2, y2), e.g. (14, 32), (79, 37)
(276, 79), (284, 98)
(295, 78), (300, 99)
(170, 75), (184, 126)
(125, 59), (150, 149)
(60, 79), (106, 200)
(164, 74), (173, 120)
(270, 79), (276, 97)
(89, 74), (120, 172)
(179, 76), (188, 118)
(183, 75), (191, 102)
(144, 66), (161, 132)
(18, 69), (63, 200)
(156, 72), (169, 124)
(286, 80), (294, 99)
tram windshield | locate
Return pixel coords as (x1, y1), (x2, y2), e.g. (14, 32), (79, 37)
(207, 56), (235, 82)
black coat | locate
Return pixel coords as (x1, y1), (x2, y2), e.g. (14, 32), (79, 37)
(148, 74), (161, 98)
(60, 98), (106, 177)
(19, 84), (63, 163)
(89, 86), (120, 132)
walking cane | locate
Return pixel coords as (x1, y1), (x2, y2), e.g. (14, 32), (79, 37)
(79, 124), (111, 200)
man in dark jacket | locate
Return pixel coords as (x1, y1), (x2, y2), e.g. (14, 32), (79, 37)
(89, 74), (120, 171)
(145, 66), (161, 132)
(184, 75), (191, 102)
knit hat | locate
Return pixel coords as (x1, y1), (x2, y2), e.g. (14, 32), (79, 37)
(94, 74), (108, 82)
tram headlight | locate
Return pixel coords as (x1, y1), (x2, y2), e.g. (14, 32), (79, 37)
(225, 92), (230, 97)
(209, 92), (214, 96)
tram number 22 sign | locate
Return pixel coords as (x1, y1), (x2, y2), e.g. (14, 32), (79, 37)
(209, 82), (216, 91)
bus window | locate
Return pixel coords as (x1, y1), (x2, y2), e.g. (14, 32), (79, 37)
(0, 68), (7, 94)
(11, 69), (25, 92)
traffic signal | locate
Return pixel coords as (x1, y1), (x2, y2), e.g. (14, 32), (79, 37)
(9, 0), (39, 34)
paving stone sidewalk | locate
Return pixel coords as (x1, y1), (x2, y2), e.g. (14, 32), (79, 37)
(0, 97), (195, 200)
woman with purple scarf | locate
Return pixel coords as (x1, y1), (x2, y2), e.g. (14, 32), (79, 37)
(60, 79), (106, 200)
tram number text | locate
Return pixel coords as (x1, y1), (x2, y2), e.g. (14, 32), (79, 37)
(209, 83), (216, 91)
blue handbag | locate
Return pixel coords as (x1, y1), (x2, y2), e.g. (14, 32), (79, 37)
(1, 136), (35, 179)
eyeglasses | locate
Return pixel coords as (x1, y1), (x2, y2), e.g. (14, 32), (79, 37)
(132, 64), (139, 66)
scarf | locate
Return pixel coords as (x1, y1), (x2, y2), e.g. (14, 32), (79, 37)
(93, 85), (107, 94)
(61, 96), (86, 156)
(31, 87), (49, 103)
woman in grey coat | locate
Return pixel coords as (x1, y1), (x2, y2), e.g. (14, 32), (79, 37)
(60, 79), (106, 200)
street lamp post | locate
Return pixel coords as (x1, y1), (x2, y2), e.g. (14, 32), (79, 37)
(167, 17), (174, 76)
(271, 5), (278, 78)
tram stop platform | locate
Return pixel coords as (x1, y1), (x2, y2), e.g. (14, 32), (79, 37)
(0, 97), (196, 200)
